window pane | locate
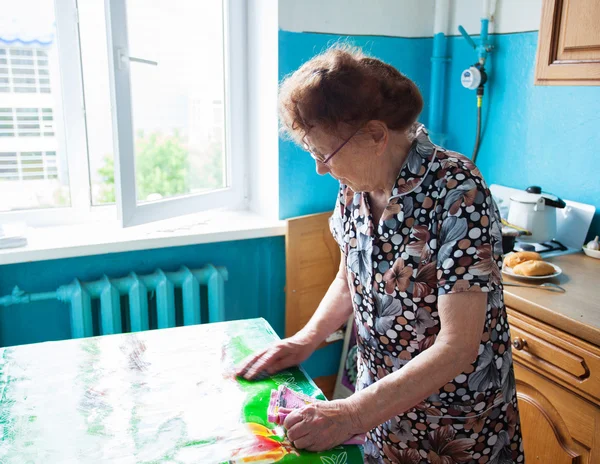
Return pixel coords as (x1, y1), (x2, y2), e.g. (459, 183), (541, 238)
(0, 1), (71, 212)
(82, 0), (227, 206)
(127, 0), (226, 204)
(78, 1), (116, 205)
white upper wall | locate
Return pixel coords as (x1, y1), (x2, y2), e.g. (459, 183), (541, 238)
(279, 0), (543, 37)
(449, 0), (543, 36)
(279, 0), (435, 37)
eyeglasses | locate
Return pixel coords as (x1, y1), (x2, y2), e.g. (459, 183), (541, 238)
(302, 128), (361, 165)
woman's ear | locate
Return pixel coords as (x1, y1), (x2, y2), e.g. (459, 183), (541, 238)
(364, 120), (388, 156)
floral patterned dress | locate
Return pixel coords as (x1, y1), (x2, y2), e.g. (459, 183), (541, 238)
(329, 125), (525, 464)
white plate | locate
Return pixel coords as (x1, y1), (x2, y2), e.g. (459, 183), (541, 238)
(582, 246), (600, 259)
(502, 262), (562, 280)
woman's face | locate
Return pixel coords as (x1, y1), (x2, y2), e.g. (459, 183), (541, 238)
(304, 124), (385, 192)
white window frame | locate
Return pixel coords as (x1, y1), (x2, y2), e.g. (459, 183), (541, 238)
(0, 0), (248, 228)
(106, 0), (247, 227)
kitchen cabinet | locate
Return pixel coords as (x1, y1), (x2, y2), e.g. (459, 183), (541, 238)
(536, 0), (600, 85)
(504, 253), (600, 463)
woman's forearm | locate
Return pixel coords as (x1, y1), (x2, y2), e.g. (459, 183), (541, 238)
(346, 339), (473, 434)
(297, 275), (354, 347)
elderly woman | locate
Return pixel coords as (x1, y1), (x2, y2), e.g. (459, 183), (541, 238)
(238, 46), (524, 464)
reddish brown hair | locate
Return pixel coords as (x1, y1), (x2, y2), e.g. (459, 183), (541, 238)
(278, 44), (423, 144)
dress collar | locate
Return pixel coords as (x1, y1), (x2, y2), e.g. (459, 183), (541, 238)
(389, 124), (439, 202)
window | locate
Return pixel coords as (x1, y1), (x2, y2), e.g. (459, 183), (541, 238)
(0, 3), (68, 214)
(0, 0), (246, 226)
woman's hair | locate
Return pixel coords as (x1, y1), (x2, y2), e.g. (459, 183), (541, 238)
(278, 44), (423, 144)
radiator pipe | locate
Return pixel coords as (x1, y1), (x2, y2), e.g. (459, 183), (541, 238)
(0, 288), (57, 306)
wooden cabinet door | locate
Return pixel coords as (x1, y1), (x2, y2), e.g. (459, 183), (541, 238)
(515, 363), (597, 463)
(536, 0), (600, 85)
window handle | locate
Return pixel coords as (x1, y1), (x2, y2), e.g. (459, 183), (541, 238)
(129, 56), (158, 66)
(117, 48), (158, 70)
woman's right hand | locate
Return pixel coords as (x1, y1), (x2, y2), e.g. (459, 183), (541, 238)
(236, 333), (319, 380)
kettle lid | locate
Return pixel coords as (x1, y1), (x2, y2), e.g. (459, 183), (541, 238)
(510, 186), (566, 208)
(510, 188), (543, 204)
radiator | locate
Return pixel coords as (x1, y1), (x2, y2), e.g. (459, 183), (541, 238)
(0, 265), (228, 339)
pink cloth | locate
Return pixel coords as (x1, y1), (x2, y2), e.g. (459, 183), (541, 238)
(267, 385), (365, 446)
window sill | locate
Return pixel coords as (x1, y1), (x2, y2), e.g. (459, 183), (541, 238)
(0, 210), (286, 265)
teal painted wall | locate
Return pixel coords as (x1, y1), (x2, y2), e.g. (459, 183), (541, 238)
(277, 29), (600, 379)
(0, 237), (286, 347)
(278, 30), (433, 220)
(0, 233), (343, 379)
(444, 32), (599, 238)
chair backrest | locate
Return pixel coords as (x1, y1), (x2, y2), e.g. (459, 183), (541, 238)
(285, 211), (340, 339)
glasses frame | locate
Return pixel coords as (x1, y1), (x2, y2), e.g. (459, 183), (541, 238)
(303, 127), (362, 165)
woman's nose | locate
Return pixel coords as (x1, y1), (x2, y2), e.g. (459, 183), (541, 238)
(316, 162), (330, 176)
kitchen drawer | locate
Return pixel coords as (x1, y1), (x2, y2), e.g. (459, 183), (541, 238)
(507, 308), (600, 404)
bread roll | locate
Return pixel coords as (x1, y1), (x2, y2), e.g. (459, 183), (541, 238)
(504, 251), (542, 268)
(512, 260), (555, 277)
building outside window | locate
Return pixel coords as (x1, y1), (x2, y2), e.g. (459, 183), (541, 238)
(0, 11), (69, 210)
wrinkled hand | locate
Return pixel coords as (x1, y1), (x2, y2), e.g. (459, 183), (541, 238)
(283, 400), (363, 452)
(236, 334), (317, 380)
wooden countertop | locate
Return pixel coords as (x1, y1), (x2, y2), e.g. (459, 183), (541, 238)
(503, 252), (600, 347)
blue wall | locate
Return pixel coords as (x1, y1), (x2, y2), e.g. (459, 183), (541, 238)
(0, 233), (340, 378)
(277, 29), (600, 236)
(444, 32), (599, 238)
(278, 30), (433, 220)
(0, 237), (286, 347)
(276, 29), (600, 379)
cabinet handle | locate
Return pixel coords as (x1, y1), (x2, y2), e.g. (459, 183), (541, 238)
(512, 338), (527, 351)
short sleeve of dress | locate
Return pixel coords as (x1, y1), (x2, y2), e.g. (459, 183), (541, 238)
(329, 183), (350, 256)
(436, 168), (502, 296)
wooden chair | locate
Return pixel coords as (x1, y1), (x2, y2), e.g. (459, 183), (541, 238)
(285, 212), (342, 398)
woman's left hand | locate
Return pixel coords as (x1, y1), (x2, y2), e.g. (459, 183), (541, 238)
(282, 400), (362, 452)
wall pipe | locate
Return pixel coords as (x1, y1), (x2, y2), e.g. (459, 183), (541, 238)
(428, 0), (450, 147)
(458, 19), (492, 66)
(458, 0), (495, 163)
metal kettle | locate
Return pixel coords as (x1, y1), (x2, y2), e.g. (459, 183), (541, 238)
(507, 186), (566, 243)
